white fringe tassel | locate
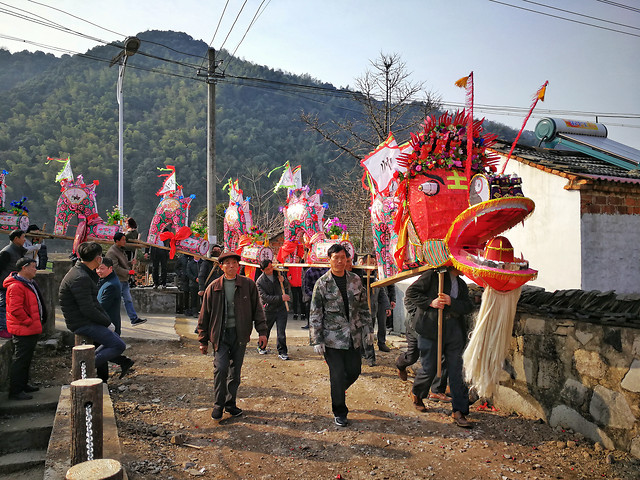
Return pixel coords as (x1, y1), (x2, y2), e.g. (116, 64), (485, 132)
(463, 286), (522, 399)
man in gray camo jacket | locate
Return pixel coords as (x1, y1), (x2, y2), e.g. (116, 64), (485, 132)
(310, 243), (373, 427)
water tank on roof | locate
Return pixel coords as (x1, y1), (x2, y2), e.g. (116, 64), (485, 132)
(535, 118), (608, 142)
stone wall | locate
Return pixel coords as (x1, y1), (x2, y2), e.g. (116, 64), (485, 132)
(495, 314), (640, 458)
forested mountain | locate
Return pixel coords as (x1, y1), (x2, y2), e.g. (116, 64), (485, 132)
(0, 30), (529, 242)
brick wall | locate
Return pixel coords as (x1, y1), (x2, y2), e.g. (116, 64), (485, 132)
(580, 189), (640, 215)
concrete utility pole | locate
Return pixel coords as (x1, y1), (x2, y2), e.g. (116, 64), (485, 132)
(207, 48), (217, 246)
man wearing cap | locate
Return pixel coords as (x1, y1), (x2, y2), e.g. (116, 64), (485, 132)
(5, 257), (47, 400)
(197, 251), (268, 420)
(256, 259), (291, 360)
(0, 229), (27, 337)
(106, 232), (146, 326)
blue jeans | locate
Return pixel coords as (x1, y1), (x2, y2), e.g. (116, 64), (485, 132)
(412, 321), (469, 415)
(73, 324), (126, 367)
(120, 280), (139, 322)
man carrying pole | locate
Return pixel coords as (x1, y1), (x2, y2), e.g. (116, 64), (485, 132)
(404, 266), (474, 428)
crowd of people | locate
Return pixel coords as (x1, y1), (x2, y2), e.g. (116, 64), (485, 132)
(1, 226), (474, 430)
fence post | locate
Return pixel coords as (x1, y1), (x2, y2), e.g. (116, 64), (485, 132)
(72, 345), (96, 381)
(70, 378), (103, 465)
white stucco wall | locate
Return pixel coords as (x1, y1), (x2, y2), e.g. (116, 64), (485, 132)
(498, 158), (582, 291)
(581, 213), (640, 293)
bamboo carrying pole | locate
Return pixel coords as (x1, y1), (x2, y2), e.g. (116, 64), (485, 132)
(72, 345), (96, 381)
(436, 269), (445, 378)
(278, 274), (289, 312)
(70, 378), (103, 466)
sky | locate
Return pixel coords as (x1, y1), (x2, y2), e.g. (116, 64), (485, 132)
(1, 0), (639, 151)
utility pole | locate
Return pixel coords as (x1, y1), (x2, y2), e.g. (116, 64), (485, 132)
(206, 48), (217, 246)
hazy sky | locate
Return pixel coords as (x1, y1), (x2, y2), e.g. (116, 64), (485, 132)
(2, 0), (639, 150)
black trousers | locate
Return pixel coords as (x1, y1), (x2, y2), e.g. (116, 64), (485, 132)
(265, 309), (288, 355)
(396, 330), (447, 394)
(291, 287), (303, 316)
(323, 346), (361, 417)
(10, 334), (39, 395)
(213, 327), (247, 409)
(152, 254), (168, 286)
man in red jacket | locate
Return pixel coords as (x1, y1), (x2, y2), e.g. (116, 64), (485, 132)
(5, 257), (47, 400)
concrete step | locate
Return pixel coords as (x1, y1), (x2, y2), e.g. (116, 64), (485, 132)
(0, 386), (61, 416)
(0, 449), (46, 476)
(0, 410), (54, 454)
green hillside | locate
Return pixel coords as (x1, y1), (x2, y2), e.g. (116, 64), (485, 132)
(0, 30), (527, 243)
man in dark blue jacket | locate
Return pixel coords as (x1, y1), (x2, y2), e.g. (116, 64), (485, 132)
(97, 256), (134, 379)
(59, 242), (126, 380)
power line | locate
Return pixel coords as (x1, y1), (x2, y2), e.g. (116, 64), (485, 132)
(200, 0), (230, 69)
(223, 0), (270, 74)
(518, 0), (639, 31)
(595, 0), (640, 14)
(487, 0), (640, 38)
(26, 0), (125, 37)
(218, 0), (247, 52)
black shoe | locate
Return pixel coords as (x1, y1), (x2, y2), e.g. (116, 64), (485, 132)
(293, 314), (298, 320)
(211, 407), (223, 420)
(226, 406), (243, 417)
(23, 384), (40, 393)
(9, 391), (33, 401)
(131, 317), (147, 326)
(378, 343), (391, 352)
(367, 358), (376, 367)
(184, 310), (193, 316)
(334, 416), (348, 427)
(300, 325), (309, 329)
(120, 359), (135, 379)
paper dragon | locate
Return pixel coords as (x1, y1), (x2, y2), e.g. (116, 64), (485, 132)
(146, 165), (209, 257)
(361, 74), (546, 398)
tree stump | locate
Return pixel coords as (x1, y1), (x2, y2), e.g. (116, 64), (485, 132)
(72, 344), (96, 381)
(66, 459), (123, 480)
(71, 378), (103, 465)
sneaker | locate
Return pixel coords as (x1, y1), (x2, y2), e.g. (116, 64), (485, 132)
(119, 359), (135, 379)
(293, 314), (298, 320)
(23, 384), (40, 393)
(131, 318), (147, 326)
(9, 391), (33, 401)
(153, 285), (158, 290)
(211, 407), (223, 420)
(226, 406), (243, 417)
(0, 330), (11, 339)
(257, 347), (268, 355)
(367, 358), (376, 367)
(334, 416), (348, 427)
(300, 324), (309, 330)
(278, 353), (290, 360)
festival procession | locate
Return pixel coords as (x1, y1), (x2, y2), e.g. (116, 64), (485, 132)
(1, 2), (640, 479)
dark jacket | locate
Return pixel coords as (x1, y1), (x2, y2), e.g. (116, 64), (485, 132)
(97, 271), (122, 332)
(59, 262), (111, 331)
(186, 257), (199, 290)
(4, 272), (46, 336)
(198, 260), (222, 293)
(404, 269), (473, 340)
(303, 267), (327, 302)
(175, 255), (189, 291)
(256, 271), (291, 313)
(0, 242), (27, 289)
(197, 274), (267, 351)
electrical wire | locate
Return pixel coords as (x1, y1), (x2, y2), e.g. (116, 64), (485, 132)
(595, 0), (640, 14)
(218, 0), (247, 52)
(518, 0), (639, 31)
(487, 0), (640, 38)
(26, 0), (125, 37)
(223, 0), (270, 74)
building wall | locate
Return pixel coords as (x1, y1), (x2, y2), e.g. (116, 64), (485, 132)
(499, 159), (582, 291)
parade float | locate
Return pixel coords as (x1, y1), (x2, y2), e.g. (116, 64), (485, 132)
(361, 74), (548, 398)
(0, 170), (30, 232)
(146, 165), (209, 257)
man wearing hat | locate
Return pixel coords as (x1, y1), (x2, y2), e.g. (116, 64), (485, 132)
(4, 257), (47, 400)
(197, 251), (268, 420)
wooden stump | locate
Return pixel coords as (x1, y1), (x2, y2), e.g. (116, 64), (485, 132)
(71, 378), (103, 465)
(66, 459), (123, 480)
(72, 344), (96, 381)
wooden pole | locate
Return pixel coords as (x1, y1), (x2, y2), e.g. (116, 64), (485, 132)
(66, 459), (123, 480)
(366, 268), (371, 313)
(437, 269), (445, 378)
(72, 345), (96, 381)
(70, 378), (103, 465)
(278, 274), (289, 312)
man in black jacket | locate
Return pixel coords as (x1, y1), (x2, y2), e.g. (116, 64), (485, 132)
(256, 259), (291, 360)
(59, 242), (126, 378)
(0, 229), (27, 337)
(405, 267), (473, 428)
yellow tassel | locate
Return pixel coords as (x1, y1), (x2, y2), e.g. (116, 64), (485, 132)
(455, 76), (469, 88)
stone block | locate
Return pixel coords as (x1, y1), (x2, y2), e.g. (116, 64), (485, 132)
(493, 385), (546, 420)
(575, 329), (594, 346)
(549, 405), (614, 450)
(633, 335), (640, 358)
(622, 359), (640, 393)
(560, 378), (588, 407)
(574, 349), (607, 379)
(589, 385), (636, 428)
(512, 351), (535, 383)
(537, 359), (559, 390)
(555, 326), (573, 336)
(524, 317), (546, 335)
(631, 436), (640, 459)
